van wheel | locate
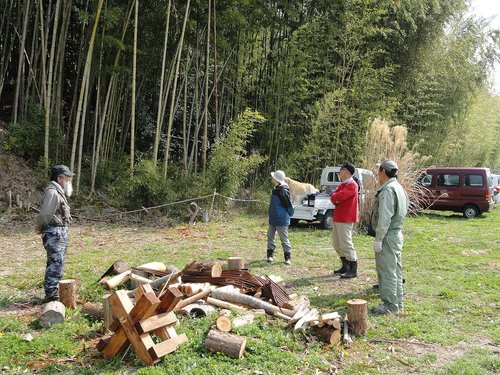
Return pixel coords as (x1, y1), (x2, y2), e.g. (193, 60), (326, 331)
(463, 204), (480, 218)
(290, 218), (299, 226)
(322, 210), (333, 230)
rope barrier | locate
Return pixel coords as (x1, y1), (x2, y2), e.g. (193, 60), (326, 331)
(103, 191), (267, 218)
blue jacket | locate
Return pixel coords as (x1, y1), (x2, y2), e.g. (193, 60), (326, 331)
(268, 184), (295, 226)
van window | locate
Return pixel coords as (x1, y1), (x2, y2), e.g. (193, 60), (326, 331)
(420, 174), (432, 186)
(464, 174), (484, 187)
(327, 172), (341, 183)
(437, 174), (459, 187)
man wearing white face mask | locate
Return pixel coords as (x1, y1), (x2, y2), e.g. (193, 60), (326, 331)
(36, 165), (75, 303)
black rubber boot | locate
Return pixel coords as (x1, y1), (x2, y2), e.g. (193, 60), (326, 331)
(284, 252), (292, 265)
(340, 260), (358, 279)
(333, 257), (350, 274)
(267, 249), (274, 263)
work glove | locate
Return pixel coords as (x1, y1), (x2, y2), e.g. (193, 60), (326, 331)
(373, 241), (383, 253)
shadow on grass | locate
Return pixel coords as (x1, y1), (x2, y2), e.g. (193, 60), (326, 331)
(417, 211), (489, 221)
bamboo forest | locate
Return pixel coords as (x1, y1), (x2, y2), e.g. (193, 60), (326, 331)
(1, 0), (499, 207)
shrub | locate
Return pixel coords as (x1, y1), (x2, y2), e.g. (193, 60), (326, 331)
(113, 160), (176, 210)
(361, 118), (430, 225)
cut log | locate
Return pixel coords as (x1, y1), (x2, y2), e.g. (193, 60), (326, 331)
(232, 313), (254, 328)
(327, 318), (341, 330)
(179, 283), (212, 296)
(343, 317), (353, 346)
(40, 301), (66, 328)
(319, 312), (340, 322)
(206, 297), (246, 311)
(182, 261), (222, 278)
(190, 304), (216, 317)
(282, 295), (310, 311)
(288, 304), (309, 324)
(130, 271), (152, 285)
(137, 262), (167, 271)
(81, 302), (103, 320)
(312, 326), (341, 345)
(59, 279), (77, 309)
(174, 288), (212, 311)
(204, 329), (246, 359)
(211, 287), (290, 319)
(98, 260), (129, 283)
(294, 308), (318, 331)
(347, 299), (368, 336)
(227, 257), (244, 271)
(215, 316), (232, 332)
(102, 270), (132, 289)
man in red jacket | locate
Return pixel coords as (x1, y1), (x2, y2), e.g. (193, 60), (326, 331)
(330, 162), (359, 278)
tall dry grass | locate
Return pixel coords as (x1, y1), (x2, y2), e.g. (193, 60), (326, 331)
(360, 118), (430, 226)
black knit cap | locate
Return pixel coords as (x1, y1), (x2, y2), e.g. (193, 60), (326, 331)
(341, 162), (356, 175)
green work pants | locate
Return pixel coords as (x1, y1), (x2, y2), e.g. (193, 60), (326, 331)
(375, 232), (404, 312)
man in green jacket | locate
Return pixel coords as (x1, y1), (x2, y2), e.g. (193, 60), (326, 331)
(370, 160), (408, 314)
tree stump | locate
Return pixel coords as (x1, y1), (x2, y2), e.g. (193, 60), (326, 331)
(312, 326), (341, 345)
(204, 329), (246, 358)
(347, 299), (368, 335)
(59, 279), (77, 309)
(40, 301), (66, 328)
(227, 257), (244, 271)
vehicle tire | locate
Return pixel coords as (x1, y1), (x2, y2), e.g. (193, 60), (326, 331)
(290, 218), (299, 226)
(322, 210), (333, 230)
(462, 204), (480, 219)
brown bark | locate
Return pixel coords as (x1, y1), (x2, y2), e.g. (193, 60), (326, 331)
(347, 299), (368, 336)
(58, 279), (77, 309)
(312, 326), (341, 345)
(204, 329), (246, 359)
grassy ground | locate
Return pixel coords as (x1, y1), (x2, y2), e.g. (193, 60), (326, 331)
(0, 205), (499, 374)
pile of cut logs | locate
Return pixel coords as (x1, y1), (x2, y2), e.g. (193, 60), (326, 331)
(41, 256), (368, 365)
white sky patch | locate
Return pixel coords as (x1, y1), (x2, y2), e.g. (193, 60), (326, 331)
(468, 0), (500, 95)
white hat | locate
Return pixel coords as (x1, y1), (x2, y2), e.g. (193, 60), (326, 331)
(271, 170), (286, 184)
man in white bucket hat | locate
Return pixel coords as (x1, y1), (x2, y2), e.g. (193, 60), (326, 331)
(267, 170), (295, 265)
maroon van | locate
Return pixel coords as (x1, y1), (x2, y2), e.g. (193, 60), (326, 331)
(418, 167), (494, 218)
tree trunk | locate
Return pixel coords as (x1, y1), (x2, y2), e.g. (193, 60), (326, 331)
(130, 0), (138, 173)
(70, 0), (104, 171)
(312, 326), (341, 345)
(162, 0), (191, 178)
(152, 0), (172, 167)
(12, 0), (31, 124)
(202, 0), (211, 176)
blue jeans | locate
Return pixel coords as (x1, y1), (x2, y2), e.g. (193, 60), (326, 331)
(42, 226), (69, 298)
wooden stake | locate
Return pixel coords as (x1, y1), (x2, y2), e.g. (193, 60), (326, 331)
(59, 279), (77, 309)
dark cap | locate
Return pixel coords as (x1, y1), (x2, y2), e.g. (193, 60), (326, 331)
(341, 162), (356, 175)
(380, 159), (398, 172)
(50, 165), (75, 181)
